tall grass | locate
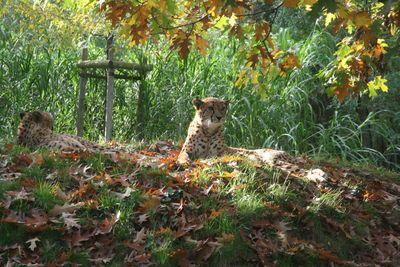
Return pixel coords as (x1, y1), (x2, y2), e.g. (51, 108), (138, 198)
(0, 16), (399, 170)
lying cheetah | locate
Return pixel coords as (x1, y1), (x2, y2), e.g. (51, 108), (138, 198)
(17, 111), (122, 154)
(177, 98), (327, 182)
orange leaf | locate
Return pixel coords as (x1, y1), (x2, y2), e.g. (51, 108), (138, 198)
(218, 155), (243, 163)
(264, 202), (280, 210)
(332, 82), (353, 102)
(169, 248), (187, 257)
(283, 0), (299, 8)
(220, 233), (235, 242)
(210, 208), (225, 218)
(211, 171), (237, 178)
(4, 144), (14, 149)
(137, 150), (158, 157)
(350, 58), (365, 73)
(233, 185), (247, 190)
(155, 227), (173, 235)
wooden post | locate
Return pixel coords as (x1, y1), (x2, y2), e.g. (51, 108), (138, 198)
(76, 48), (88, 137)
(136, 69), (146, 139)
(104, 35), (115, 142)
(136, 56), (151, 140)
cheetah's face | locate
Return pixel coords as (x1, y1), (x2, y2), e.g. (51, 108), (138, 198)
(192, 97), (229, 129)
(19, 111), (54, 131)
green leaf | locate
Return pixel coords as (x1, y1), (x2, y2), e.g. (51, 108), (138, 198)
(367, 76), (389, 98)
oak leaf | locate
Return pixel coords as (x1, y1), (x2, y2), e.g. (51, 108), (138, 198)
(283, 0), (300, 8)
(49, 202), (84, 216)
(301, 0), (318, 6)
(65, 230), (92, 247)
(195, 35), (209, 56)
(354, 11), (372, 27)
(26, 237), (40, 251)
(25, 209), (48, 227)
(62, 212), (80, 229)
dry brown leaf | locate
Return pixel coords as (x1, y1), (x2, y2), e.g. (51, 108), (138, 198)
(134, 227), (146, 243)
(49, 202), (84, 216)
(62, 212), (80, 229)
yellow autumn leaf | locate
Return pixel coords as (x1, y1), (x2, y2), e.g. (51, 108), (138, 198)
(158, 0), (167, 12)
(346, 22), (355, 34)
(325, 13), (336, 27)
(235, 70), (247, 87)
(301, 0), (318, 6)
(367, 75), (388, 98)
(214, 15), (228, 30)
(251, 70), (259, 85)
(147, 0), (157, 8)
(377, 38), (388, 48)
(336, 5), (349, 19)
(229, 13), (237, 26)
(283, 0), (300, 8)
(353, 41), (364, 52)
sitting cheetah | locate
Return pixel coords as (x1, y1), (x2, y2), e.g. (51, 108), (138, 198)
(17, 111), (122, 154)
(177, 97), (230, 164)
(177, 98), (327, 182)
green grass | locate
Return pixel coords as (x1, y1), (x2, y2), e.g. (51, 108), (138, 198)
(33, 182), (62, 210)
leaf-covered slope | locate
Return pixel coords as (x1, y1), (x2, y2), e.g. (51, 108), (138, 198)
(0, 143), (399, 266)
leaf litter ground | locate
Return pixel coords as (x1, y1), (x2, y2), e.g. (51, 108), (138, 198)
(0, 142), (399, 266)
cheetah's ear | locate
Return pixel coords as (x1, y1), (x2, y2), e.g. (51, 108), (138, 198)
(31, 111), (43, 123)
(19, 112), (26, 119)
(192, 98), (203, 110)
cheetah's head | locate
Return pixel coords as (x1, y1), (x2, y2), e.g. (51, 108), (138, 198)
(19, 111), (54, 131)
(192, 97), (229, 129)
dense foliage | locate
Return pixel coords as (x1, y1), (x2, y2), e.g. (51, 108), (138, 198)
(99, 0), (400, 101)
(0, 0), (399, 170)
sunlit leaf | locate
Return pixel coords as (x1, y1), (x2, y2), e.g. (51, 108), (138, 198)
(283, 0), (300, 8)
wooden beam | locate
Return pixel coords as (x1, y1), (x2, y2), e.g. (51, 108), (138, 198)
(79, 73), (141, 80)
(77, 60), (152, 72)
(76, 48), (88, 137)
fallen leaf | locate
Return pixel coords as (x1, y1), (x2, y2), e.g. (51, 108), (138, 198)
(25, 209), (48, 227)
(134, 227), (146, 243)
(49, 202), (84, 216)
(138, 213), (149, 224)
(26, 237), (40, 251)
(62, 212), (80, 229)
(4, 144), (14, 149)
(65, 230), (93, 247)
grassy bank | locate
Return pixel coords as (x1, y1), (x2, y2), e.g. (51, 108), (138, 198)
(1, 144), (399, 265)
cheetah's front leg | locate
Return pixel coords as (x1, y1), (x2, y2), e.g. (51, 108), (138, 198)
(177, 149), (190, 164)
